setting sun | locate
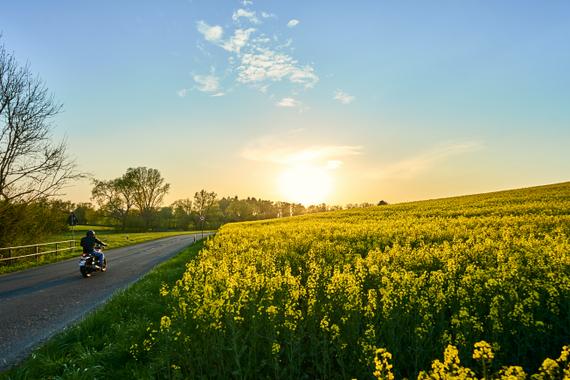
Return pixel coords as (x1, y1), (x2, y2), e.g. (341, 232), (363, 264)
(278, 165), (333, 205)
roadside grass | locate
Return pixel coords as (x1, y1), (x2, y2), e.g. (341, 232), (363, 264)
(67, 225), (115, 232)
(0, 230), (211, 275)
(1, 241), (204, 380)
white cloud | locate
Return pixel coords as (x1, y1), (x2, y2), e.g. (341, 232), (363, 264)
(242, 0), (253, 5)
(177, 88), (189, 97)
(196, 21), (223, 42)
(276, 97), (301, 107)
(221, 28), (256, 53)
(193, 74), (223, 95)
(287, 19), (300, 28)
(232, 8), (259, 24)
(369, 142), (484, 180)
(334, 89), (355, 104)
(195, 8), (318, 100)
(237, 48), (319, 88)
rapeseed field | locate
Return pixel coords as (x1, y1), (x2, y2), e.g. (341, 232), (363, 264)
(134, 182), (570, 379)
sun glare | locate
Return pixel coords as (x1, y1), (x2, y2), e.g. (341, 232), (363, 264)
(278, 164), (333, 205)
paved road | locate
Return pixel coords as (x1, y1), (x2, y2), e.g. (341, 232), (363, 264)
(0, 233), (211, 371)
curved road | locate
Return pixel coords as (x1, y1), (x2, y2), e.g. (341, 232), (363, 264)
(0, 233), (211, 371)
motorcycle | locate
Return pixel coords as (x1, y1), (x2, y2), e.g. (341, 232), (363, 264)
(79, 244), (108, 278)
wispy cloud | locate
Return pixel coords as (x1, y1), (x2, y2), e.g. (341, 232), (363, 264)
(276, 97), (301, 107)
(287, 19), (300, 28)
(334, 89), (355, 104)
(232, 8), (259, 24)
(242, 132), (362, 167)
(243, 144), (362, 170)
(368, 142), (484, 180)
(193, 73), (224, 96)
(177, 88), (189, 97)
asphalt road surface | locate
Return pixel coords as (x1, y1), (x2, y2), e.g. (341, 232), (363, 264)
(0, 233), (211, 371)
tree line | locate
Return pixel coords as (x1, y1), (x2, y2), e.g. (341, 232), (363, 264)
(79, 167), (384, 232)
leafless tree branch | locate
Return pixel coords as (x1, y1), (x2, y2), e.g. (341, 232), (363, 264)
(0, 39), (83, 203)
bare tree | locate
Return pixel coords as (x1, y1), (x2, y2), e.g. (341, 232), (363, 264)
(126, 167), (170, 227)
(0, 39), (80, 203)
(193, 189), (217, 218)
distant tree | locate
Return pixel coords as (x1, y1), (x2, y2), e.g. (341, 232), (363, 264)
(171, 198), (193, 229)
(91, 176), (135, 231)
(307, 203), (328, 213)
(258, 199), (278, 219)
(377, 200), (389, 206)
(226, 198), (254, 221)
(172, 198), (192, 215)
(126, 167), (170, 229)
(291, 203), (306, 216)
(277, 201), (296, 217)
(157, 206), (174, 230)
(193, 189), (217, 225)
(72, 202), (97, 225)
(0, 199), (70, 246)
(0, 39), (80, 203)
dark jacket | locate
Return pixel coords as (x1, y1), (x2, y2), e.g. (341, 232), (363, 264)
(80, 235), (105, 253)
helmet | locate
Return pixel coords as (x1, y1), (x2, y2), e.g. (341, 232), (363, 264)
(87, 230), (95, 237)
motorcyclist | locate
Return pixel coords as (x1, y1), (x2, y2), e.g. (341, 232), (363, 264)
(80, 230), (107, 269)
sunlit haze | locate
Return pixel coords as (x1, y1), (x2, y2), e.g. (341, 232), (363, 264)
(1, 1), (569, 206)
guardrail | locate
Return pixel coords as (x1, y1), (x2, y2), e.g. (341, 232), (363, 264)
(0, 240), (77, 263)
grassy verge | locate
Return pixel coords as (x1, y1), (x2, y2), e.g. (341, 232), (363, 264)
(0, 230), (212, 275)
(1, 241), (204, 380)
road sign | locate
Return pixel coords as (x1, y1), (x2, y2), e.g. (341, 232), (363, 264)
(200, 215), (205, 222)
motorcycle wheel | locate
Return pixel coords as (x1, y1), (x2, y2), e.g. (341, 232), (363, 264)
(80, 267), (90, 278)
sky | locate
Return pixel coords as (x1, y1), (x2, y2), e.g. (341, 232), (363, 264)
(1, 0), (569, 206)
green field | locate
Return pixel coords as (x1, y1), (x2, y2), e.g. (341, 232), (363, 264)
(3, 183), (570, 379)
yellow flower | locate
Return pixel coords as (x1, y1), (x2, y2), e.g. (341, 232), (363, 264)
(537, 358), (559, 378)
(473, 340), (494, 362)
(160, 315), (172, 331)
(272, 342), (281, 355)
(497, 366), (526, 380)
(373, 348), (394, 380)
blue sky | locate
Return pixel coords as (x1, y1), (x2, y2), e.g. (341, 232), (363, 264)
(1, 1), (569, 205)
